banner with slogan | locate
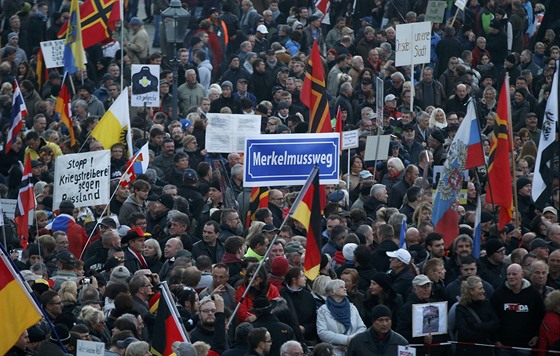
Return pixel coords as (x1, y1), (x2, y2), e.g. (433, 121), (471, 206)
(53, 150), (111, 209)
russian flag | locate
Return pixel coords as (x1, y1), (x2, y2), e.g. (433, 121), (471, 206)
(5, 80), (27, 153)
(473, 195), (482, 258)
(432, 100), (484, 246)
(120, 143), (149, 187)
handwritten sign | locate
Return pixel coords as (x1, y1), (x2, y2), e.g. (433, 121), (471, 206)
(53, 150), (111, 209)
(395, 22), (432, 66)
(342, 130), (359, 150)
(77, 340), (105, 356)
(131, 64), (160, 107)
(206, 114), (261, 153)
(40, 40), (88, 69)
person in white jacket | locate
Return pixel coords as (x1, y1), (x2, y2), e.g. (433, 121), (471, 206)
(316, 279), (366, 356)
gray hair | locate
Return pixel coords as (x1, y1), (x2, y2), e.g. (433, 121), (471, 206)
(280, 341), (303, 354)
(370, 184), (386, 197)
(325, 279), (345, 296)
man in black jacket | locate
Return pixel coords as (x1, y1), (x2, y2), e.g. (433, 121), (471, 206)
(190, 294), (228, 354)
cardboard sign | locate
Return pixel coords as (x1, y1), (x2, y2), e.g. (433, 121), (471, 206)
(364, 135), (391, 161)
(395, 22), (432, 66)
(206, 114), (261, 153)
(76, 340), (105, 356)
(40, 39), (88, 69)
(342, 130), (359, 150)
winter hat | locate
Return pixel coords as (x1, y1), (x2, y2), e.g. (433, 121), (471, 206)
(371, 272), (392, 291)
(430, 129), (446, 144)
(342, 243), (358, 261)
(50, 324), (71, 343)
(110, 266), (130, 283)
(485, 238), (504, 256)
(271, 256), (290, 276)
(370, 305), (392, 321)
(221, 81), (233, 90)
(516, 177), (531, 191)
(157, 193), (175, 210)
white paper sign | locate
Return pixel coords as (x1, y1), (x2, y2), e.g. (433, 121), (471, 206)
(412, 301), (448, 337)
(40, 40), (88, 69)
(1, 199), (17, 219)
(53, 150), (111, 209)
(425, 1), (447, 23)
(206, 114), (262, 153)
(395, 22), (432, 66)
(398, 345), (417, 356)
(455, 0), (467, 10)
(342, 130), (359, 149)
(131, 64), (160, 107)
(364, 135), (391, 161)
(77, 340), (105, 356)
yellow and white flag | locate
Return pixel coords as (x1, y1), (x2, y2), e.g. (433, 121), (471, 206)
(92, 88), (133, 157)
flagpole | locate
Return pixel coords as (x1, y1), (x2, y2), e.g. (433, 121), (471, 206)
(0, 200), (6, 249)
(346, 148), (350, 190)
(504, 74), (520, 230)
(160, 281), (190, 342)
(120, 0), (124, 91)
(227, 166), (320, 329)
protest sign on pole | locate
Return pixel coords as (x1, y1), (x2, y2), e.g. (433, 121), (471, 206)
(131, 65), (160, 107)
(53, 150), (111, 209)
(425, 1), (447, 23)
(395, 22), (432, 67)
(40, 40), (88, 68)
(206, 114), (262, 153)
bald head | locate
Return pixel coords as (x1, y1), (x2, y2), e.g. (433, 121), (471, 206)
(405, 227), (420, 245)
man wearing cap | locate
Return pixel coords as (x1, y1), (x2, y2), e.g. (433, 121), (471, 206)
(383, 94), (401, 120)
(234, 78), (257, 107)
(302, 13), (325, 55)
(347, 304), (408, 355)
(386, 248), (414, 297)
(209, 80), (242, 114)
(51, 251), (79, 290)
(479, 238), (507, 289)
(124, 17), (148, 64)
(428, 129), (447, 165)
(123, 227), (150, 273)
(517, 176), (536, 229)
(397, 274), (449, 354)
(284, 241), (304, 268)
(530, 238), (550, 262)
(0, 32), (26, 66)
(325, 17), (347, 50)
(253, 24), (269, 55)
(177, 169), (205, 221)
(251, 296), (295, 356)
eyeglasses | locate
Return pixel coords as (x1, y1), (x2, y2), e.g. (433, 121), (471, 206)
(265, 339), (273, 343)
(200, 309), (217, 314)
(267, 122), (278, 125)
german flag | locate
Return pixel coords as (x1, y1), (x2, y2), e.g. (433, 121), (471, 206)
(292, 167), (322, 280)
(245, 187), (269, 228)
(36, 50), (49, 90)
(486, 78), (513, 229)
(58, 0), (120, 49)
(151, 285), (188, 356)
(55, 73), (76, 146)
(301, 41), (332, 134)
(0, 246), (42, 355)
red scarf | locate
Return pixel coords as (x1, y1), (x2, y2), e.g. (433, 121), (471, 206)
(128, 247), (148, 269)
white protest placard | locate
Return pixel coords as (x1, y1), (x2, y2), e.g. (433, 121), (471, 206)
(398, 345), (417, 356)
(342, 130), (359, 150)
(395, 22), (432, 66)
(40, 40), (88, 69)
(0, 199), (16, 219)
(364, 135), (391, 161)
(412, 301), (448, 337)
(77, 340), (105, 356)
(53, 150), (111, 209)
(455, 0), (467, 10)
(131, 64), (160, 107)
(425, 1), (447, 23)
(206, 114), (261, 153)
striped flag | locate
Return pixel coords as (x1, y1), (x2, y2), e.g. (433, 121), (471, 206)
(36, 49), (49, 89)
(292, 166), (323, 280)
(473, 195), (482, 258)
(245, 187), (269, 228)
(301, 41), (332, 134)
(0, 245), (42, 355)
(151, 284), (189, 356)
(486, 78), (513, 229)
(532, 61), (559, 209)
(14, 154), (35, 249)
(92, 88), (133, 157)
(55, 73), (76, 146)
(120, 143), (150, 188)
(5, 80), (27, 153)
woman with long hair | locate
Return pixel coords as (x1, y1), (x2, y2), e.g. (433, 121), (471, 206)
(455, 276), (499, 356)
(235, 263), (280, 322)
(342, 156), (365, 191)
(143, 238), (163, 273)
(316, 279), (366, 356)
(428, 108), (447, 129)
(539, 290), (560, 355)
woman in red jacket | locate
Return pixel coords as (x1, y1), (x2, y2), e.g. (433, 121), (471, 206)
(539, 289), (560, 356)
(235, 263), (280, 322)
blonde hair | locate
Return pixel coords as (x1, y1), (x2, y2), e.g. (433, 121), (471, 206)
(59, 280), (78, 303)
(79, 305), (104, 326)
(459, 276), (482, 306)
(312, 275), (333, 297)
(193, 341), (211, 356)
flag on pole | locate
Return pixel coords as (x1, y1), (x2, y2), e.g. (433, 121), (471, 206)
(399, 216), (407, 247)
(292, 166), (323, 280)
(473, 195), (482, 258)
(301, 41), (332, 133)
(432, 100), (485, 246)
(14, 155), (35, 249)
(55, 73), (76, 146)
(36, 50), (49, 89)
(151, 284), (189, 356)
(5, 80), (27, 153)
(63, 0), (86, 74)
(532, 61), (559, 209)
(245, 187), (270, 228)
(486, 78), (513, 229)
(58, 0), (121, 49)
(91, 88), (133, 157)
(0, 246), (42, 355)
(120, 143), (149, 187)
(334, 106), (343, 153)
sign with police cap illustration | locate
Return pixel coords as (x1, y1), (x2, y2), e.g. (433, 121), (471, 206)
(131, 64), (160, 107)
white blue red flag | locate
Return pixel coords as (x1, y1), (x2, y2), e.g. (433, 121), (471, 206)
(432, 100), (484, 246)
(5, 80), (27, 153)
(120, 143), (149, 187)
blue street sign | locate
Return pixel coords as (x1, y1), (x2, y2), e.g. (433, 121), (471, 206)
(244, 133), (340, 187)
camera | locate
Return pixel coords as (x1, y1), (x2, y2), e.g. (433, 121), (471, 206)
(83, 278), (91, 284)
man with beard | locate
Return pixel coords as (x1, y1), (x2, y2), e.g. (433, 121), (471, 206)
(190, 295), (227, 354)
(219, 209), (242, 243)
(246, 327), (272, 356)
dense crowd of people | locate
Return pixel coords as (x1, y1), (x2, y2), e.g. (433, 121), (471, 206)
(2, 0), (560, 355)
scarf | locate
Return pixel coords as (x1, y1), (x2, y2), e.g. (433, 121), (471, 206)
(128, 247), (148, 269)
(326, 297), (352, 333)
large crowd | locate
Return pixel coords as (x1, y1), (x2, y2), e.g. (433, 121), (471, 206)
(2, 0), (560, 355)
